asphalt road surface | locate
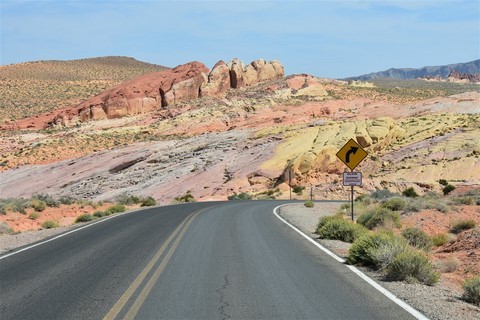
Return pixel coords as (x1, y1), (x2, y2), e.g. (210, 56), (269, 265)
(0, 201), (419, 319)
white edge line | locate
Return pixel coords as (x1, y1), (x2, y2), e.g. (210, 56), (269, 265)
(273, 204), (429, 320)
(0, 208), (138, 260)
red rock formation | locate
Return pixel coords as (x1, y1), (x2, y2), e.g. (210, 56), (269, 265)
(200, 60), (231, 97)
(4, 58), (285, 130)
(56, 61), (209, 125)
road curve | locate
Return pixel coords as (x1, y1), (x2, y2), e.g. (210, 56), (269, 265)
(0, 201), (418, 319)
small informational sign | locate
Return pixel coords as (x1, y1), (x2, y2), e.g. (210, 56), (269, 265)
(343, 172), (362, 186)
(336, 139), (368, 170)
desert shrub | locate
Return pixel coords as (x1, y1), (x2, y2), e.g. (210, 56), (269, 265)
(405, 196), (450, 213)
(386, 247), (439, 285)
(450, 219), (476, 234)
(140, 196), (156, 207)
(347, 231), (398, 267)
(7, 198), (30, 214)
(317, 215), (343, 230)
(435, 257), (460, 273)
(116, 194), (141, 205)
(29, 212), (40, 220)
(227, 192), (252, 200)
(431, 233), (450, 247)
(357, 207), (401, 230)
(30, 199), (47, 212)
(451, 196), (476, 205)
(58, 196), (76, 205)
(32, 194), (59, 207)
(402, 187), (419, 198)
(304, 201), (314, 208)
(442, 184), (456, 195)
(401, 227), (432, 251)
(75, 214), (94, 223)
(381, 197), (407, 211)
(371, 189), (397, 200)
(42, 220), (59, 229)
(317, 218), (368, 243)
(0, 203), (6, 215)
(370, 235), (409, 270)
(93, 211), (106, 218)
(174, 191), (196, 203)
(438, 179), (448, 186)
(462, 276), (480, 306)
(105, 204), (126, 215)
(293, 186), (305, 195)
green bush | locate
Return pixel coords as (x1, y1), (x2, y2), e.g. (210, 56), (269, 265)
(58, 196), (76, 205)
(438, 179), (448, 186)
(404, 196), (450, 213)
(370, 235), (409, 270)
(431, 233), (449, 247)
(357, 207), (401, 230)
(401, 227), (432, 251)
(442, 184), (456, 195)
(227, 192), (252, 200)
(317, 218), (368, 243)
(29, 212), (40, 220)
(402, 187), (419, 198)
(347, 231), (398, 267)
(75, 214), (94, 223)
(0, 203), (6, 215)
(116, 194), (141, 205)
(32, 194), (59, 207)
(381, 197), (407, 211)
(30, 199), (47, 212)
(7, 198), (29, 214)
(386, 248), (440, 285)
(141, 196), (156, 207)
(174, 191), (196, 203)
(450, 219), (476, 234)
(42, 220), (59, 229)
(462, 276), (480, 306)
(293, 186), (305, 195)
(371, 189), (397, 200)
(93, 211), (106, 218)
(105, 204), (126, 215)
(304, 201), (314, 208)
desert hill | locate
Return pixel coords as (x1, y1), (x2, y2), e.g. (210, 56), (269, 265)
(347, 59), (480, 81)
(0, 56), (167, 122)
(0, 57), (478, 203)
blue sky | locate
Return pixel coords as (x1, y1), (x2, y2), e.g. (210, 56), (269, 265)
(1, 0), (479, 78)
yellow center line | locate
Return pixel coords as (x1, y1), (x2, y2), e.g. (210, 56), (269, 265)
(103, 207), (210, 320)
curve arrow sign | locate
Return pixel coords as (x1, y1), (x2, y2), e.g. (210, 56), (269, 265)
(345, 146), (358, 163)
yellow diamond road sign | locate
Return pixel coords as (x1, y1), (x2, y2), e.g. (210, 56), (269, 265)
(336, 139), (368, 170)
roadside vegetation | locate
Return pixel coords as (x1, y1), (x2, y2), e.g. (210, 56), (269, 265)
(0, 193), (157, 232)
(315, 187), (480, 302)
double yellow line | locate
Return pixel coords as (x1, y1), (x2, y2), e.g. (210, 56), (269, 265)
(104, 207), (208, 320)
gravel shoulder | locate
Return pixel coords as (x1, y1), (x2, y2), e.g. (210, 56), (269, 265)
(279, 202), (480, 320)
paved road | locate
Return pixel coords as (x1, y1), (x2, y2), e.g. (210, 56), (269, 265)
(0, 201), (418, 319)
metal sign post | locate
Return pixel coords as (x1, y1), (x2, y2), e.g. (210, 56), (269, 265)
(337, 139), (368, 221)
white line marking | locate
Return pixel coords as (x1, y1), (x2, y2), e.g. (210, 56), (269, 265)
(0, 208), (136, 260)
(273, 204), (429, 320)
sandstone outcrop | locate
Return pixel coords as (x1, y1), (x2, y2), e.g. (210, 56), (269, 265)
(200, 60), (231, 97)
(6, 58), (285, 129)
(53, 61), (209, 126)
(228, 58), (284, 88)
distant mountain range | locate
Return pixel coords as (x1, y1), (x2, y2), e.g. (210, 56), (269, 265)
(346, 59), (480, 81)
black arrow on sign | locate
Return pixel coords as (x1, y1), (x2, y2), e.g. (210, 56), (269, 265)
(345, 146), (358, 163)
